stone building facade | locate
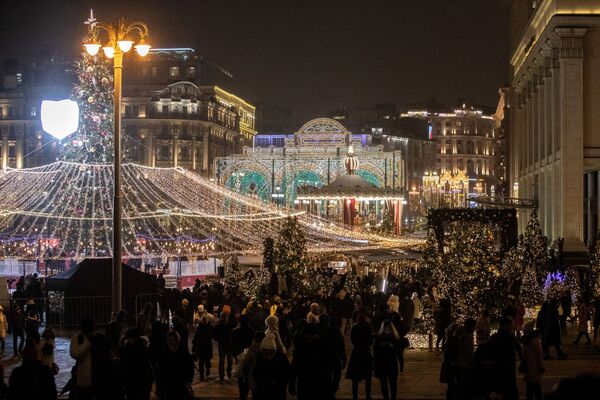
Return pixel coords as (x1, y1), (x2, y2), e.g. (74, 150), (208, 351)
(0, 48), (255, 176)
(403, 105), (497, 194)
(507, 0), (600, 246)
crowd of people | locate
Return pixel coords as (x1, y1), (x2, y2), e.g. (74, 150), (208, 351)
(0, 270), (598, 399)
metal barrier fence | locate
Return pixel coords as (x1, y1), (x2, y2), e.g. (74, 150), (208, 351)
(134, 292), (161, 320)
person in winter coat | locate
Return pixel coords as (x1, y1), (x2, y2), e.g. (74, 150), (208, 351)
(157, 331), (194, 400)
(264, 315), (286, 353)
(411, 292), (422, 327)
(212, 312), (234, 381)
(400, 294), (415, 331)
(521, 321), (545, 400)
(10, 306), (25, 356)
(136, 303), (154, 337)
(92, 333), (125, 400)
(239, 332), (266, 400)
(573, 299), (593, 345)
(544, 299), (567, 360)
(434, 299), (452, 350)
(346, 313), (374, 400)
(69, 318), (95, 399)
(320, 315), (346, 396)
(40, 328), (58, 375)
(252, 334), (290, 400)
(489, 317), (523, 400)
(0, 306), (7, 357)
(374, 320), (400, 400)
(230, 315), (254, 361)
(105, 310), (128, 352)
(192, 314), (214, 379)
(8, 341), (56, 400)
(24, 310), (39, 344)
(119, 328), (153, 400)
(306, 302), (320, 324)
(453, 318), (476, 399)
(289, 322), (334, 400)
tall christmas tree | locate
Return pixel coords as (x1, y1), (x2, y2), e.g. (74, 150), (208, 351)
(224, 255), (243, 295)
(434, 221), (502, 319)
(275, 216), (308, 294)
(62, 35), (114, 163)
(591, 236), (600, 296)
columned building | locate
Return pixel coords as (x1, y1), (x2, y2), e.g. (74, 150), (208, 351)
(507, 0), (600, 246)
(0, 48), (255, 176)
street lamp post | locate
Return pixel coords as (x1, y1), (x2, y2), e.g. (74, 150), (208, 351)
(84, 14), (151, 313)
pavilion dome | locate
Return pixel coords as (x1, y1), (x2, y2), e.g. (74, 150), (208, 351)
(325, 173), (376, 191)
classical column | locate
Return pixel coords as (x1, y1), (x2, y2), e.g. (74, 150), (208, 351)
(203, 129), (210, 174)
(15, 128), (24, 169)
(557, 27), (587, 241)
(144, 129), (154, 167)
(1, 130), (8, 169)
(191, 132), (197, 171)
(173, 132), (179, 168)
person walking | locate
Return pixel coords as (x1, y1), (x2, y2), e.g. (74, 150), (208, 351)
(346, 313), (374, 400)
(489, 317), (523, 400)
(69, 318), (95, 400)
(239, 332), (266, 400)
(192, 314), (214, 380)
(8, 341), (57, 400)
(573, 298), (592, 345)
(120, 328), (153, 400)
(157, 331), (194, 400)
(374, 320), (400, 400)
(0, 306), (8, 357)
(252, 334), (290, 400)
(10, 306), (25, 357)
(320, 315), (346, 397)
(213, 311), (234, 381)
(24, 310), (40, 344)
(545, 299), (567, 360)
(454, 318), (476, 399)
(521, 321), (545, 400)
(434, 299), (452, 350)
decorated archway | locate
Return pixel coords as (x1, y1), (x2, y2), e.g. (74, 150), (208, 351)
(225, 170), (270, 201)
(355, 169), (382, 188)
(282, 170), (324, 205)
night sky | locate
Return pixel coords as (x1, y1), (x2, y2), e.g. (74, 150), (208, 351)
(0, 0), (508, 122)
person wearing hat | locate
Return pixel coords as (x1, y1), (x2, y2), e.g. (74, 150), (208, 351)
(252, 333), (290, 400)
(0, 305), (7, 357)
(520, 320), (545, 400)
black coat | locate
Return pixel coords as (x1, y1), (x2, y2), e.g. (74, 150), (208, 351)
(157, 348), (194, 400)
(8, 361), (57, 400)
(230, 323), (254, 357)
(253, 352), (290, 400)
(345, 322), (373, 381)
(374, 333), (399, 378)
(291, 334), (334, 398)
(120, 340), (153, 396)
(192, 322), (214, 359)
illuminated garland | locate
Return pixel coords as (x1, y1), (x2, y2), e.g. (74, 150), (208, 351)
(0, 162), (423, 260)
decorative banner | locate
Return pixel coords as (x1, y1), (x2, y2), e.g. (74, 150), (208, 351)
(41, 100), (80, 140)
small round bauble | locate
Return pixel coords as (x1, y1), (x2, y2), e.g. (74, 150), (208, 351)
(88, 96), (94, 103)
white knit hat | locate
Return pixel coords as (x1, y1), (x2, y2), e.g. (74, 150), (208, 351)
(261, 334), (277, 351)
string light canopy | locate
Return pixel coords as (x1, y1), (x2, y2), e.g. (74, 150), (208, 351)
(0, 162), (421, 260)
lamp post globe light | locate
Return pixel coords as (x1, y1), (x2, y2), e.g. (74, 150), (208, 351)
(84, 14), (150, 312)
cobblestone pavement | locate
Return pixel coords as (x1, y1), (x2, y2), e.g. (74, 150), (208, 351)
(1, 326), (599, 399)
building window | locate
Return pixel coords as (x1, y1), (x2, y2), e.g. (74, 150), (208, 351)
(187, 67), (196, 77)
(30, 107), (37, 117)
(162, 125), (169, 135)
(162, 105), (169, 115)
(8, 107), (15, 118)
(272, 137), (285, 147)
(170, 67), (180, 77)
(151, 67), (158, 76)
(182, 106), (188, 115)
(142, 67), (148, 77)
(125, 106), (131, 116)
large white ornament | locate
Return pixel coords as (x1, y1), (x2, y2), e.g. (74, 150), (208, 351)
(41, 99), (80, 140)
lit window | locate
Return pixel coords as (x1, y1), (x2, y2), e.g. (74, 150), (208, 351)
(187, 67), (196, 77)
(170, 67), (180, 77)
(30, 107), (37, 117)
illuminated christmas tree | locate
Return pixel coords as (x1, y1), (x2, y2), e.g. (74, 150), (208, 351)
(275, 216), (308, 295)
(434, 221), (502, 319)
(224, 255), (243, 295)
(591, 236), (600, 296)
(62, 43), (114, 163)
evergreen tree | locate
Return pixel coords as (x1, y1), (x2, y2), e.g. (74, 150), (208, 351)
(434, 221), (502, 319)
(262, 237), (275, 272)
(63, 44), (114, 163)
(275, 216), (307, 294)
(378, 204), (395, 235)
(224, 255), (243, 295)
(590, 236), (600, 297)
